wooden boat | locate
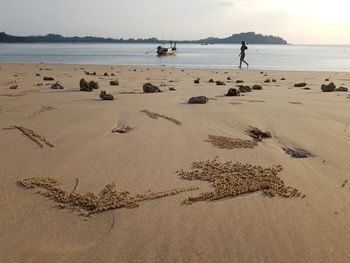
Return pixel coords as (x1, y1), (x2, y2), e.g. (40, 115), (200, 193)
(157, 42), (177, 56)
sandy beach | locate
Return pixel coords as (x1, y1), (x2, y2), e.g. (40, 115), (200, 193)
(1, 62), (350, 263)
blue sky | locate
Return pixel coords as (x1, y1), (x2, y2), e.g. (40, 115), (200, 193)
(0, 0), (349, 44)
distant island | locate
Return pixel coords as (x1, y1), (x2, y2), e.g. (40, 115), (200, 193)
(0, 32), (287, 44)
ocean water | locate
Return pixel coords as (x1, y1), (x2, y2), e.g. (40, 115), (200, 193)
(0, 43), (350, 71)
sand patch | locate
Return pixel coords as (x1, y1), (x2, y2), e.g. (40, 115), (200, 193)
(28, 105), (57, 119)
(19, 177), (198, 217)
(177, 158), (303, 204)
(205, 135), (258, 149)
(5, 125), (54, 148)
(141, 110), (182, 126)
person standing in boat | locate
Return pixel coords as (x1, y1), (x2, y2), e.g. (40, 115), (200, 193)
(239, 41), (249, 69)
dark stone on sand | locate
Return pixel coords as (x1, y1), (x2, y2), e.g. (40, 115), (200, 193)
(227, 77), (231, 80)
(110, 80), (119, 86)
(294, 82), (307, 87)
(281, 77), (286, 80)
(43, 77), (54, 81)
(283, 147), (310, 158)
(36, 73), (41, 76)
(104, 72), (109, 76)
(226, 88), (240, 96)
(239, 85), (251, 93)
(194, 78), (200, 84)
(50, 82), (64, 89)
(325, 78), (329, 81)
(264, 79), (271, 83)
(169, 87), (176, 91)
(188, 96), (208, 104)
(272, 79), (276, 82)
(143, 83), (161, 93)
(247, 127), (272, 141)
(9, 85), (18, 89)
(99, 90), (114, 100)
(216, 81), (226, 86)
(209, 79), (215, 83)
(111, 73), (115, 76)
(303, 87), (311, 90)
(236, 80), (244, 83)
(252, 84), (263, 90)
(335, 86), (348, 92)
(79, 78), (98, 92)
(321, 82), (336, 92)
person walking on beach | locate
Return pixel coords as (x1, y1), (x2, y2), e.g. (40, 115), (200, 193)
(239, 41), (249, 69)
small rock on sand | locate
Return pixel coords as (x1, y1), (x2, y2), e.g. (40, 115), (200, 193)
(43, 77), (54, 81)
(143, 83), (161, 93)
(252, 84), (263, 90)
(209, 79), (215, 83)
(335, 86), (348, 92)
(79, 79), (99, 92)
(239, 85), (251, 93)
(321, 82), (336, 92)
(294, 82), (307, 87)
(226, 88), (240, 96)
(236, 80), (244, 83)
(9, 85), (18, 89)
(110, 80), (119, 86)
(264, 79), (271, 83)
(194, 78), (200, 84)
(99, 90), (114, 100)
(216, 81), (226, 86)
(188, 96), (208, 104)
(50, 82), (64, 89)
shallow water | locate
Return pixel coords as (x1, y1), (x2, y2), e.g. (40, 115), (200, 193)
(1, 43), (350, 71)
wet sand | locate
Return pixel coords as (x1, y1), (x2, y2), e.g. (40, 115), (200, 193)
(0, 63), (350, 263)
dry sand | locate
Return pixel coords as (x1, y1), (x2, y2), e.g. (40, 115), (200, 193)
(0, 63), (350, 263)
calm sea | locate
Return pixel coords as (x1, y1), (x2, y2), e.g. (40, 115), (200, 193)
(0, 43), (350, 71)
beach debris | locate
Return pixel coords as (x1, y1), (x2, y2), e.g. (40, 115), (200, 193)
(50, 81), (64, 89)
(9, 85), (18, 89)
(283, 147), (311, 158)
(335, 86), (348, 92)
(29, 105), (57, 119)
(84, 71), (96, 76)
(18, 177), (199, 216)
(194, 78), (200, 84)
(226, 88), (240, 96)
(252, 84), (263, 90)
(264, 79), (271, 83)
(37, 83), (43, 86)
(143, 83), (161, 93)
(188, 96), (208, 104)
(216, 81), (226, 86)
(99, 90), (114, 100)
(209, 79), (215, 83)
(79, 79), (99, 91)
(169, 87), (176, 91)
(205, 135), (258, 149)
(112, 124), (133, 134)
(341, 180), (348, 187)
(294, 82), (307, 87)
(321, 82), (336, 92)
(109, 80), (119, 86)
(246, 127), (272, 141)
(43, 77), (54, 81)
(141, 110), (182, 126)
(238, 85), (251, 93)
(5, 125), (54, 148)
(236, 80), (244, 83)
(177, 157), (302, 204)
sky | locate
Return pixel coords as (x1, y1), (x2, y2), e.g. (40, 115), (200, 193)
(0, 0), (350, 44)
